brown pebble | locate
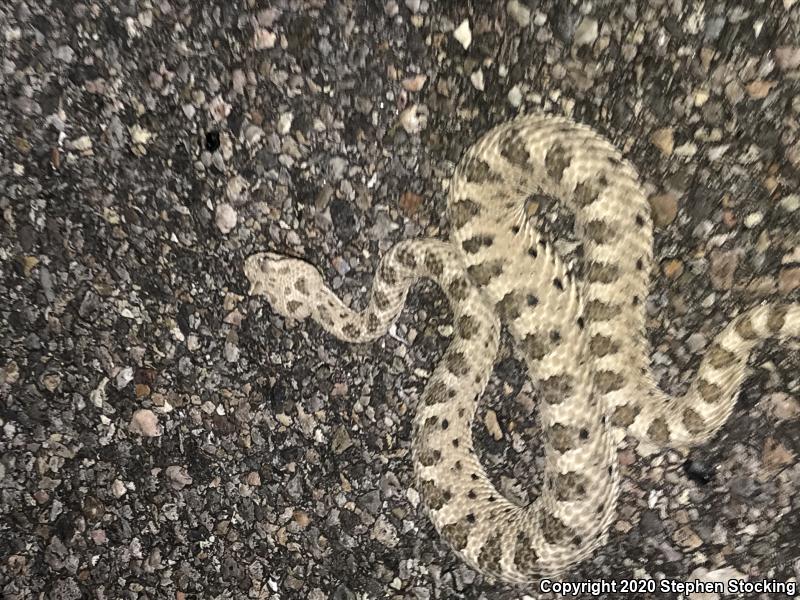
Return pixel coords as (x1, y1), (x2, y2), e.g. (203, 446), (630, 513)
(648, 192), (678, 227)
(399, 191), (423, 216)
(778, 266), (800, 295)
(662, 258), (684, 279)
(709, 249), (740, 290)
(745, 79), (778, 99)
(650, 128), (674, 156)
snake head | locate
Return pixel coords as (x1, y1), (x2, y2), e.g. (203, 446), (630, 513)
(244, 252), (285, 299)
(244, 252), (320, 320)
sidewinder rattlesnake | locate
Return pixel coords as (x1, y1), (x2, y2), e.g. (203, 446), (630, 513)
(244, 114), (799, 584)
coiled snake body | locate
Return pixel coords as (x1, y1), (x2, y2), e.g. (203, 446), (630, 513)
(245, 114), (799, 583)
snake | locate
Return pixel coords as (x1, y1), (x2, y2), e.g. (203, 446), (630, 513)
(244, 114), (799, 584)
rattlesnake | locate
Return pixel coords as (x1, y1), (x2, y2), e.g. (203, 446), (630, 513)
(244, 114), (799, 584)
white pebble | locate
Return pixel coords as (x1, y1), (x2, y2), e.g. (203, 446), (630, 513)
(166, 465), (193, 489)
(507, 0), (531, 27)
(743, 212), (763, 228)
(779, 193), (799, 212)
(227, 175), (247, 201)
(399, 104), (427, 134)
(253, 28), (276, 49)
(277, 111), (293, 135)
(244, 124), (264, 145)
(129, 409), (160, 437)
(470, 69), (485, 91)
(573, 17), (598, 47)
(111, 479), (127, 498)
(67, 136), (93, 152)
(215, 203), (237, 234)
(507, 85), (522, 107)
(453, 19), (472, 49)
(115, 366), (134, 389)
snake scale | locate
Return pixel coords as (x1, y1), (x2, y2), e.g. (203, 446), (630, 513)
(244, 114), (799, 584)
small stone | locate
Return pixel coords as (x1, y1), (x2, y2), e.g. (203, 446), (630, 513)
(371, 515), (399, 548)
(129, 124), (153, 145)
(41, 372), (61, 393)
(134, 383), (150, 398)
(662, 259), (684, 279)
(686, 332), (706, 353)
(775, 47), (800, 70)
(226, 175), (248, 201)
(17, 255), (38, 277)
(246, 471), (261, 486)
(648, 192), (678, 227)
(470, 69), (484, 91)
(405, 0), (420, 13)
(332, 426), (353, 454)
(166, 465), (193, 490)
(765, 392), (800, 421)
(54, 45), (75, 62)
(67, 136), (93, 152)
(232, 69), (247, 94)
(293, 510), (311, 528)
(779, 266), (800, 295)
(111, 479), (127, 497)
(705, 142), (730, 161)
(709, 249), (739, 290)
(507, 85), (522, 107)
(244, 124), (264, 145)
(650, 128), (674, 156)
(277, 112), (293, 135)
(762, 437), (794, 470)
(673, 525), (703, 550)
(398, 104), (427, 134)
(573, 17), (598, 47)
(91, 529), (108, 546)
(1, 360), (20, 385)
(693, 88), (710, 106)
(116, 366), (134, 389)
(743, 212), (763, 228)
(402, 74), (427, 92)
(704, 14), (727, 40)
(507, 0), (531, 27)
(399, 191), (423, 216)
(129, 409), (160, 437)
(484, 410), (503, 441)
(254, 28), (276, 49)
(224, 341), (239, 362)
(328, 157), (348, 180)
(688, 567), (744, 600)
(722, 210), (737, 228)
(215, 203), (237, 234)
(745, 79), (778, 99)
(384, 0), (399, 16)
(724, 80), (745, 105)
(357, 490), (382, 515)
(453, 19), (472, 50)
(778, 194), (799, 212)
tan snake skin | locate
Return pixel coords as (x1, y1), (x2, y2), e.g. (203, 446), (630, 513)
(244, 114), (799, 583)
